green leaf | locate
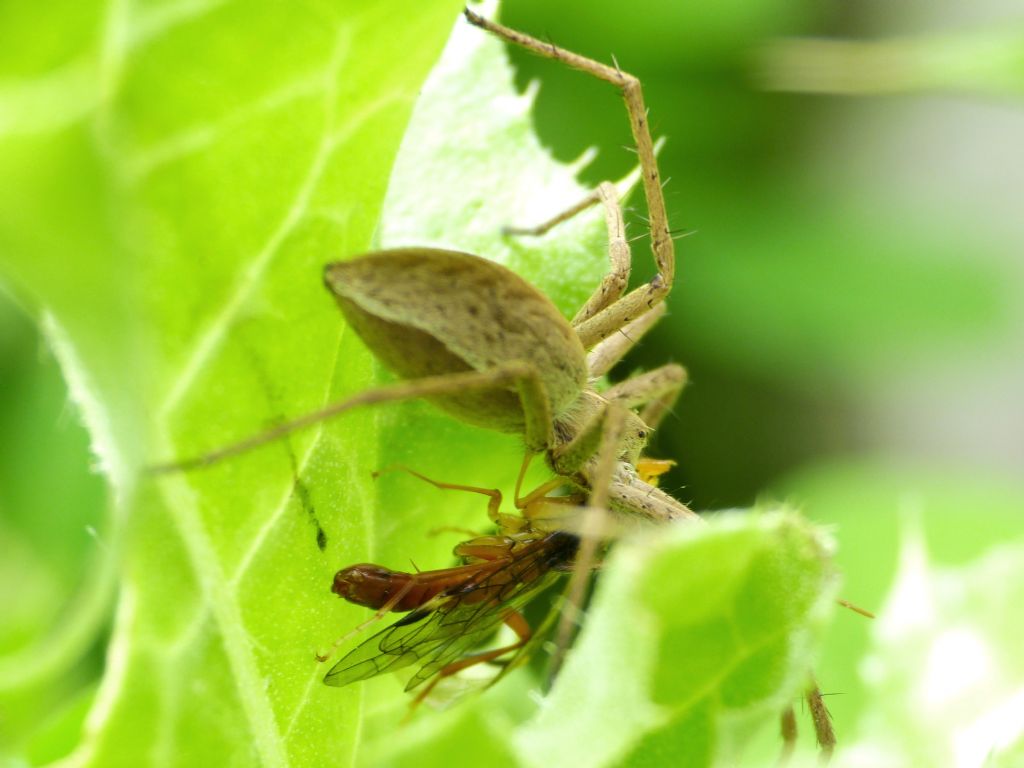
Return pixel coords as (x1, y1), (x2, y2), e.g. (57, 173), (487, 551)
(1, 1), (465, 765)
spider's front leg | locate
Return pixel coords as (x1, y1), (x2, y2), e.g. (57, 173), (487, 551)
(604, 363), (688, 433)
(503, 180), (632, 330)
(465, 9), (676, 350)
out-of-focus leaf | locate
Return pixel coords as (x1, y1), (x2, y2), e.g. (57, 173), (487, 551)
(0, 292), (109, 751)
(835, 527), (1024, 766)
(772, 461), (1024, 757)
(23, 685), (97, 766)
(760, 31), (1024, 97)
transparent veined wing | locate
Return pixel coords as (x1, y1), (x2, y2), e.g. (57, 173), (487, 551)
(323, 531), (578, 691)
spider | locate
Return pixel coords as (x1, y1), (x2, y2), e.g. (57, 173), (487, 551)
(153, 9), (852, 754)
(159, 9), (697, 533)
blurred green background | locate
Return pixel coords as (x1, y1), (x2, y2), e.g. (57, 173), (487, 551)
(500, 0), (1024, 758)
(1, 0), (1022, 764)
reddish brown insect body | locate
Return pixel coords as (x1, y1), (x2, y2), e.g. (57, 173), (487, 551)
(331, 563), (484, 613)
(331, 532), (570, 612)
(322, 531), (579, 704)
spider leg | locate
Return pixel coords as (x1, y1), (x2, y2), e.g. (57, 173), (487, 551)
(151, 361), (555, 471)
(547, 402), (629, 680)
(465, 9), (676, 351)
(779, 705), (798, 765)
(586, 301), (666, 377)
(604, 363), (688, 432)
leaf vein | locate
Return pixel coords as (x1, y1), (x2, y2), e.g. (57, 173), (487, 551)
(126, 73), (327, 181)
(156, 27), (352, 421)
(158, 475), (291, 767)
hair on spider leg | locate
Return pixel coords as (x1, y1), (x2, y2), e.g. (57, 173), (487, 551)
(626, 220), (691, 241)
(538, 30), (559, 58)
(653, 227), (695, 244)
(611, 325), (641, 344)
